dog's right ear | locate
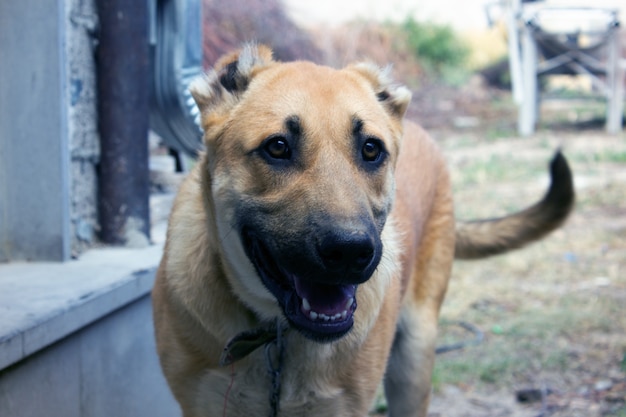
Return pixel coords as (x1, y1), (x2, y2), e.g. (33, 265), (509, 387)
(189, 44), (274, 136)
(349, 63), (412, 121)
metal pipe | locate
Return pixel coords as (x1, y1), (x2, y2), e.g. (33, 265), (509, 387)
(96, 0), (151, 245)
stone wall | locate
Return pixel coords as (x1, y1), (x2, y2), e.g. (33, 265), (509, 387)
(66, 0), (100, 257)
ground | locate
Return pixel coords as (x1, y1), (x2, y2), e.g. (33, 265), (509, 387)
(389, 82), (626, 417)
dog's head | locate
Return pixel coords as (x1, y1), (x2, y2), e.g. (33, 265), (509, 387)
(191, 45), (411, 342)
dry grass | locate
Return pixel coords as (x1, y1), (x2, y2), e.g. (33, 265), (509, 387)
(427, 129), (626, 416)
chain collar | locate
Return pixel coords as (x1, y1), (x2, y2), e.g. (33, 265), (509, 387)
(220, 319), (289, 417)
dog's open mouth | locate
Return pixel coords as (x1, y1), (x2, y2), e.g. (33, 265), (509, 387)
(242, 230), (357, 342)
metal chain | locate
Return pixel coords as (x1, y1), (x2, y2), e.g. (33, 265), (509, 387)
(264, 320), (286, 417)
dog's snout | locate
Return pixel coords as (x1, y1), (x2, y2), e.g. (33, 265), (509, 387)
(317, 230), (376, 275)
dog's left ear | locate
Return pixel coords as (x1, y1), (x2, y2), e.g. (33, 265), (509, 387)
(349, 63), (412, 120)
(189, 44), (274, 136)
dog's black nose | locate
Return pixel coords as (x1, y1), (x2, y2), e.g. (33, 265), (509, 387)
(317, 230), (376, 275)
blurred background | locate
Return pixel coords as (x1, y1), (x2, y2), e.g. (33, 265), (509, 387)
(1, 0), (625, 416)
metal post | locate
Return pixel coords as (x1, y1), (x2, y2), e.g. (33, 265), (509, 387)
(96, 0), (151, 245)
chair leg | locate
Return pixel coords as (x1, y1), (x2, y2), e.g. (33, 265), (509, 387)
(606, 28), (624, 134)
(520, 24), (538, 136)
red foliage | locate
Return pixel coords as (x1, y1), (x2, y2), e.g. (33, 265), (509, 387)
(202, 0), (321, 67)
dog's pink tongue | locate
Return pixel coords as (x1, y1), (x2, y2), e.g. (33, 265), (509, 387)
(293, 276), (356, 316)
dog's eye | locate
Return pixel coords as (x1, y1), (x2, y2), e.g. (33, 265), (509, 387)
(361, 139), (383, 162)
(264, 137), (291, 160)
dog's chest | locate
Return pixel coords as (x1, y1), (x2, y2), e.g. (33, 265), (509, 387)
(209, 348), (361, 417)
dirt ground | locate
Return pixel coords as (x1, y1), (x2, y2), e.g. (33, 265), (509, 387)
(428, 130), (626, 417)
(404, 81), (626, 417)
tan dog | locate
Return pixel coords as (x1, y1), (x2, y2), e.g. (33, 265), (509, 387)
(152, 45), (574, 417)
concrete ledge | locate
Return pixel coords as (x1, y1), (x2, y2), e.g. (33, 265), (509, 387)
(0, 243), (163, 371)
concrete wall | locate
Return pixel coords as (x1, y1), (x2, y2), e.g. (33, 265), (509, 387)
(0, 1), (178, 414)
(0, 0), (71, 261)
(0, 0), (102, 261)
(0, 296), (180, 417)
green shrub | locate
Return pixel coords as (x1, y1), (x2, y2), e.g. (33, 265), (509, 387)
(398, 17), (470, 79)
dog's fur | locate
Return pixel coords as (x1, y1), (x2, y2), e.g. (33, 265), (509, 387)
(153, 45), (574, 417)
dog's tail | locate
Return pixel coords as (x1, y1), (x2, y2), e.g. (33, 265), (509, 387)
(454, 151), (575, 260)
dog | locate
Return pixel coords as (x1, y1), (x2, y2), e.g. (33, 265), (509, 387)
(152, 44), (574, 417)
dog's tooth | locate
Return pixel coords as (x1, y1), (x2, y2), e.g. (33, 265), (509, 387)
(321, 314), (330, 321)
(345, 297), (354, 309)
(309, 311), (318, 320)
(302, 298), (311, 312)
(341, 310), (347, 320)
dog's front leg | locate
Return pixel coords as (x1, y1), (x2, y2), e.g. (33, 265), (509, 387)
(383, 306), (438, 417)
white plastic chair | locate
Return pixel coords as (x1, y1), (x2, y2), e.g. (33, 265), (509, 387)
(498, 0), (623, 135)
